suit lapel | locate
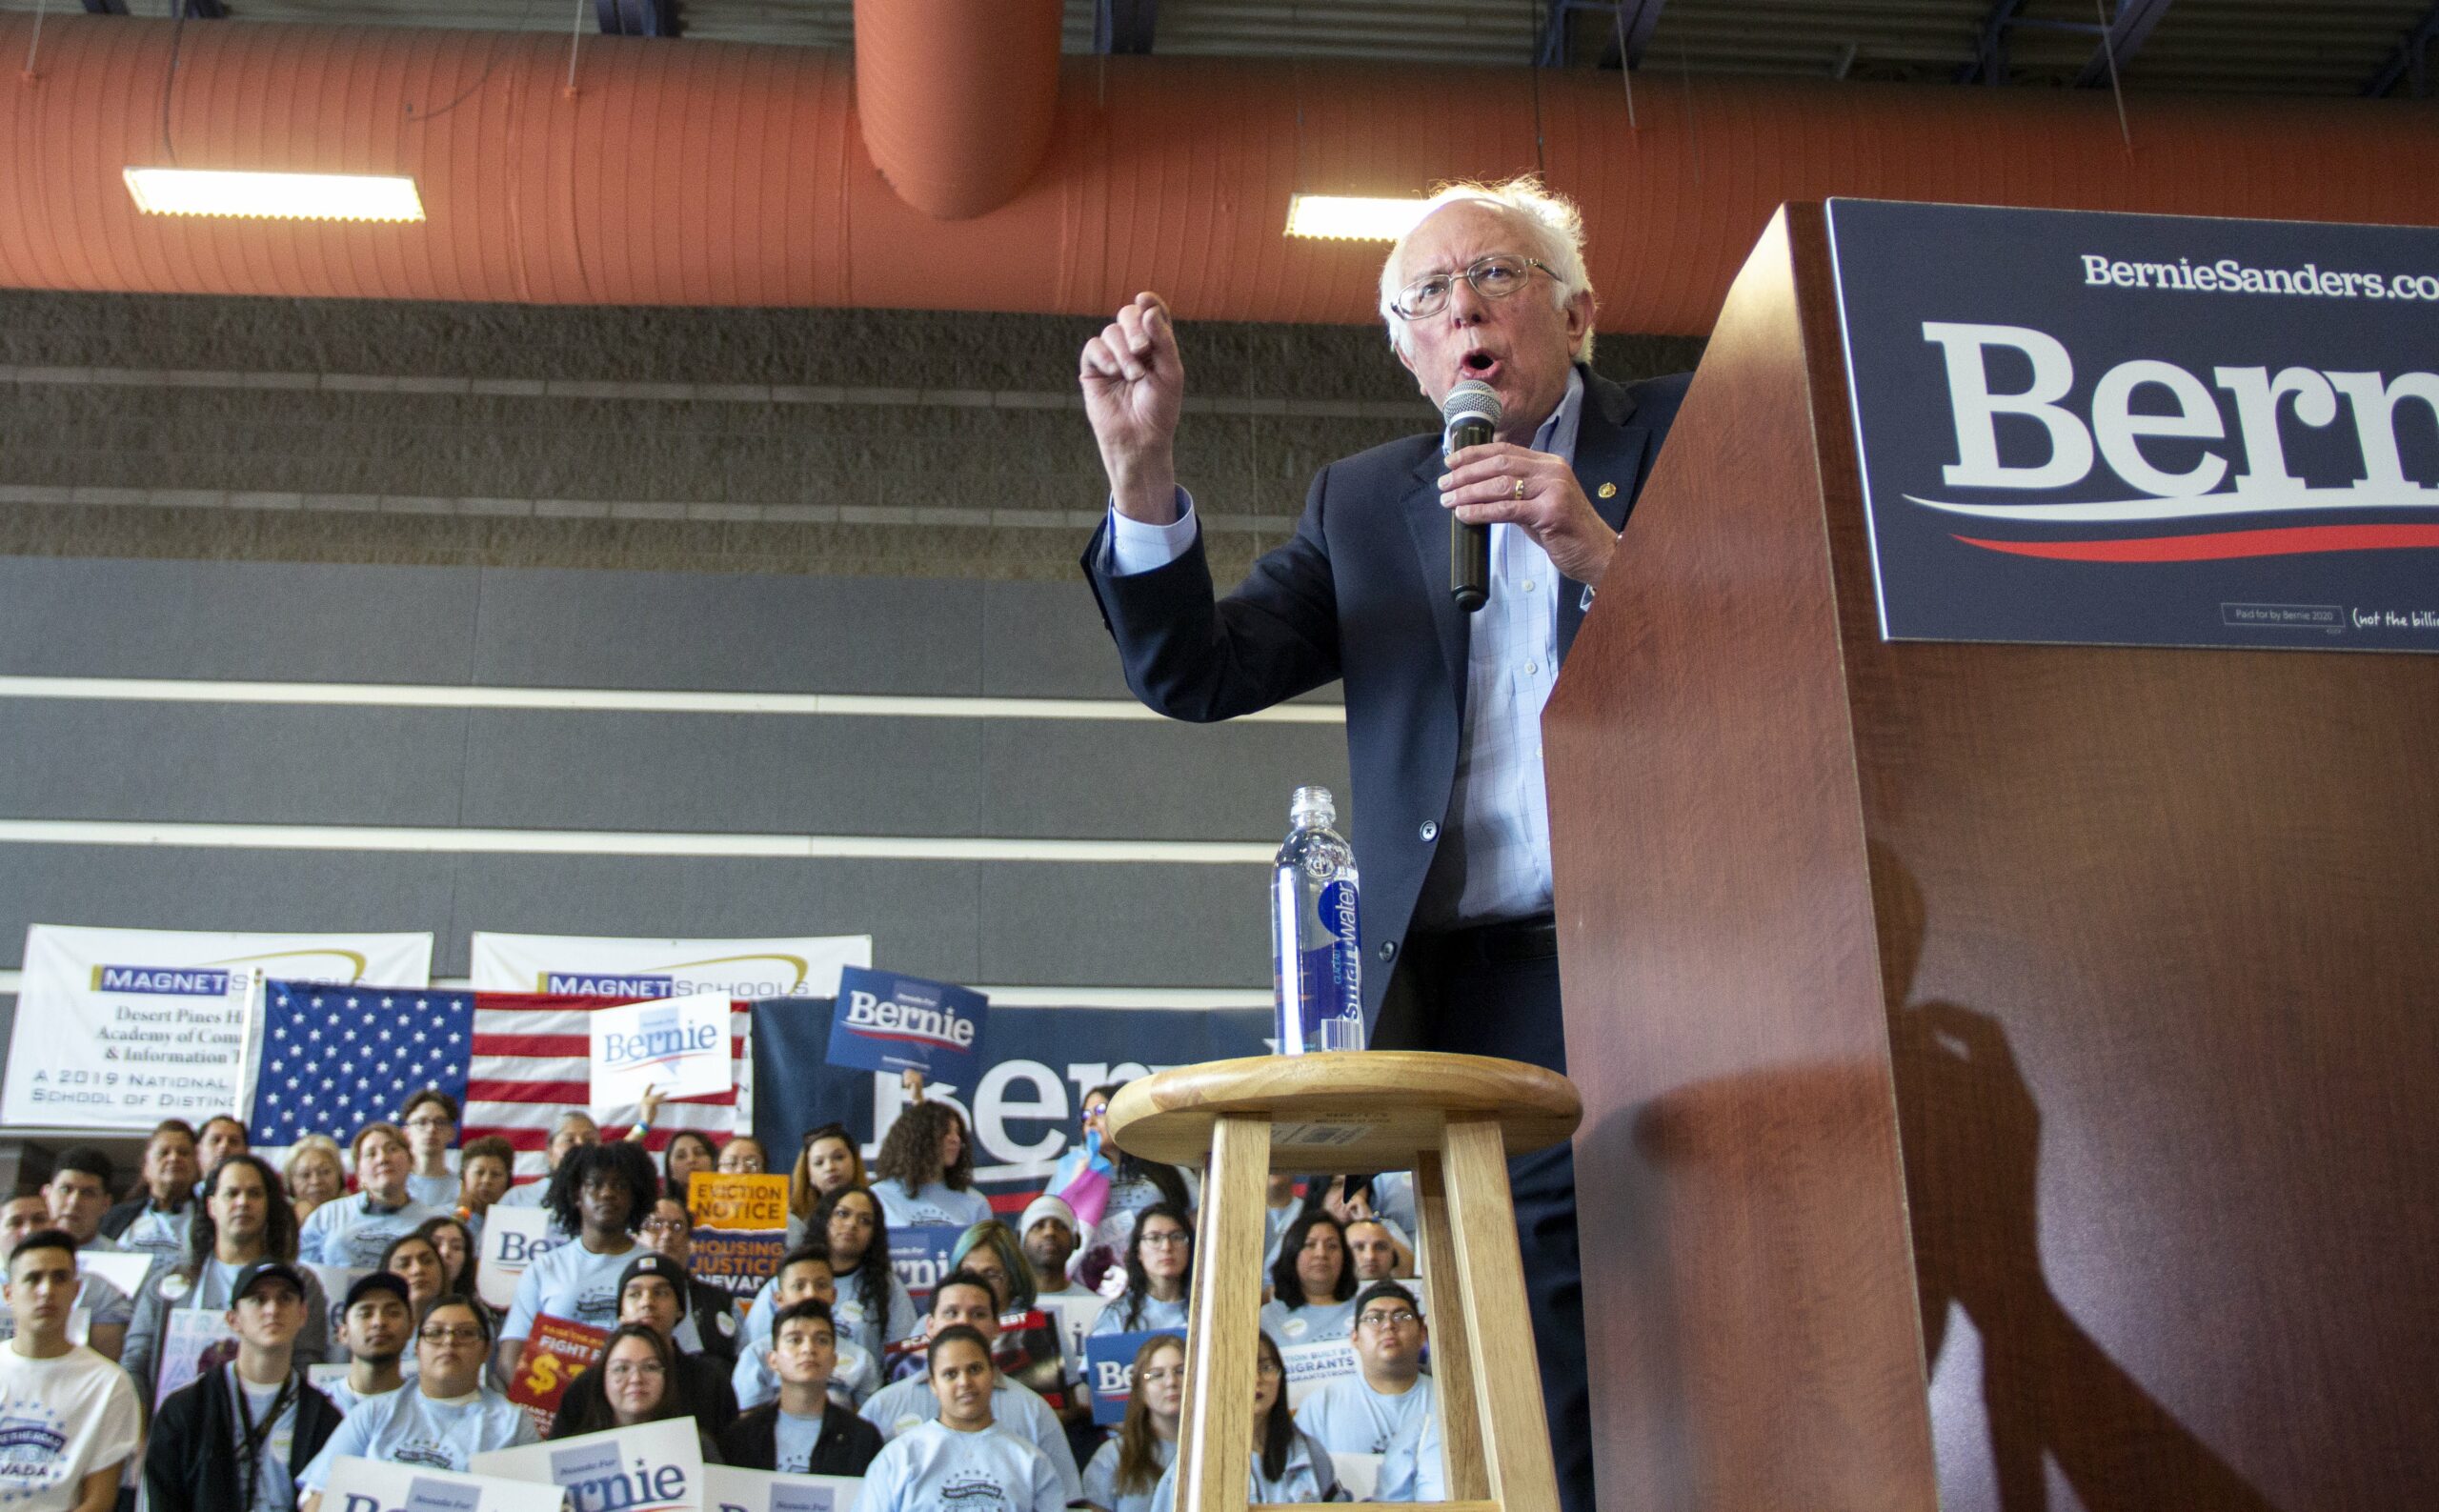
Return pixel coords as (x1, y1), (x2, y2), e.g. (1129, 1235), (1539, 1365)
(1559, 375), (1656, 663)
(1402, 451), (1472, 720)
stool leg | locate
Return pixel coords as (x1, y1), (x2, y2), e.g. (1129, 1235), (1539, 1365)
(1443, 1113), (1562, 1510)
(1415, 1147), (1492, 1502)
(1178, 1112), (1267, 1512)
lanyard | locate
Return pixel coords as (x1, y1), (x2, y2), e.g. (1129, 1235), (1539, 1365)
(230, 1368), (300, 1509)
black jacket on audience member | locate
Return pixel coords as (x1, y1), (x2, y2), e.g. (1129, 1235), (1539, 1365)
(143, 1362), (345, 1512)
(716, 1400), (884, 1477)
(687, 1277), (742, 1364)
(549, 1348), (740, 1441)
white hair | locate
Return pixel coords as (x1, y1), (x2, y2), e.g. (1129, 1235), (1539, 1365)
(1378, 177), (1597, 364)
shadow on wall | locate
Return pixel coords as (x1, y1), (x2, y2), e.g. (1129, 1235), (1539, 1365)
(1876, 847), (2280, 1512)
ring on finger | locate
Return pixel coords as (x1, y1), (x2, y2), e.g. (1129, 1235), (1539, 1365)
(1511, 475), (1527, 500)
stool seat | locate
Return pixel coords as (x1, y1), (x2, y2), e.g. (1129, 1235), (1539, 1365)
(1102, 1050), (1580, 1512)
(1106, 1050), (1580, 1173)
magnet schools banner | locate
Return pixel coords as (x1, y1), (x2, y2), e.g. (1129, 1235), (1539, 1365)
(753, 998), (1271, 1212)
(823, 968), (988, 1083)
(0, 925), (433, 1130)
(1827, 200), (2439, 652)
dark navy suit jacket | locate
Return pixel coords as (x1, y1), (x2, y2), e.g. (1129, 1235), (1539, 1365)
(1082, 365), (1691, 1041)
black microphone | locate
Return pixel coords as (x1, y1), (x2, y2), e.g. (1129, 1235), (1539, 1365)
(1441, 379), (1501, 614)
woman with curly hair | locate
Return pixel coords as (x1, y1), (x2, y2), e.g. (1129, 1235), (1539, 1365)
(1089, 1203), (1192, 1338)
(869, 1101), (989, 1230)
(786, 1122), (865, 1246)
(1257, 1210), (1358, 1344)
(1146, 1330), (1338, 1508)
(1079, 1334), (1183, 1512)
(497, 1139), (659, 1378)
(816, 1185), (917, 1359)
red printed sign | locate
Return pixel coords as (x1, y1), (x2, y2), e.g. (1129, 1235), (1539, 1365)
(504, 1313), (609, 1436)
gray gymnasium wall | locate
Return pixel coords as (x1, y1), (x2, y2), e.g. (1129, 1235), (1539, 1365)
(0, 289), (1703, 1128)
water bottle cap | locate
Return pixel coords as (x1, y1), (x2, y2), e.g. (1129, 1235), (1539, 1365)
(1289, 785), (1336, 827)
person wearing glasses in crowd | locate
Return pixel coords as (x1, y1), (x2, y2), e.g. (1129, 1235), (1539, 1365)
(868, 1102), (991, 1231)
(786, 1122), (866, 1248)
(0, 1228), (143, 1512)
(452, 1135), (516, 1234)
(1078, 178), (1684, 1512)
(731, 1245), (881, 1412)
(1260, 1211), (1359, 1345)
(636, 1197), (744, 1362)
(1091, 1203), (1193, 1338)
(498, 1139), (658, 1379)
(1071, 1085), (1197, 1294)
(320, 1272), (413, 1417)
(397, 1090), (462, 1211)
(1147, 1331), (1340, 1509)
(716, 1136), (769, 1176)
(280, 1138), (347, 1226)
(815, 1186), (917, 1360)
(1079, 1333), (1184, 1512)
(0, 1188), (131, 1361)
(124, 1154), (330, 1401)
(143, 1260), (343, 1512)
(547, 1256), (738, 1441)
(950, 1220), (1084, 1434)
(1295, 1281), (1436, 1462)
(718, 1298), (884, 1476)
(296, 1297), (536, 1509)
(99, 1119), (200, 1260)
(858, 1325), (1069, 1512)
(858, 1270), (1082, 1501)
(297, 1123), (444, 1269)
(548, 1322), (725, 1460)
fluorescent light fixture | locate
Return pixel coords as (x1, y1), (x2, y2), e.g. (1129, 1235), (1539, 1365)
(1285, 193), (1434, 241)
(123, 169), (425, 224)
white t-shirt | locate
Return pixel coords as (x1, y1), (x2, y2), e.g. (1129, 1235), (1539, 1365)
(231, 1373), (304, 1512)
(869, 1179), (992, 1231)
(858, 1418), (1067, 1512)
(1294, 1371), (1435, 1458)
(859, 1375), (1081, 1500)
(296, 1193), (446, 1269)
(297, 1386), (536, 1490)
(1080, 1434), (1175, 1512)
(0, 1344), (143, 1510)
(501, 1237), (640, 1340)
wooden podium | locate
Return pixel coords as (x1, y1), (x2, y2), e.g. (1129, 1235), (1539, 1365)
(1542, 205), (2439, 1510)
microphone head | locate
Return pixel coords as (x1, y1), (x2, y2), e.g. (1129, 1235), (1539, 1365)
(1441, 378), (1502, 436)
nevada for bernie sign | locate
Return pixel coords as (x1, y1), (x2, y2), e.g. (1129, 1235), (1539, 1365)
(1825, 199), (2439, 652)
(823, 967), (987, 1082)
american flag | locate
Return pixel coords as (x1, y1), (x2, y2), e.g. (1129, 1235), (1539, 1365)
(256, 981), (745, 1179)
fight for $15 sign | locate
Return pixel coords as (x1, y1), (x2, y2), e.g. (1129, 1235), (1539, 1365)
(822, 968), (987, 1082)
(1826, 200), (2439, 652)
(590, 991), (733, 1114)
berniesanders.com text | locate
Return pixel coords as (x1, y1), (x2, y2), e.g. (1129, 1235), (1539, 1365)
(2081, 253), (2439, 301)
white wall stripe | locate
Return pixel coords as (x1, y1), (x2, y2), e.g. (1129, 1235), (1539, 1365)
(0, 818), (1272, 863)
(0, 675), (1342, 724)
(0, 970), (1269, 1010)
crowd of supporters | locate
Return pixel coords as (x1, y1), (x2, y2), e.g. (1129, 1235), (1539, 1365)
(0, 1081), (1447, 1510)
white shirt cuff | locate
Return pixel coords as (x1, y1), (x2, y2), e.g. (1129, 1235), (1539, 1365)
(1104, 490), (1199, 575)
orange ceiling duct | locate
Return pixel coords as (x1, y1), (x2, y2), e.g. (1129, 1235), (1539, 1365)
(3, 15), (2435, 337)
(853, 0), (1063, 221)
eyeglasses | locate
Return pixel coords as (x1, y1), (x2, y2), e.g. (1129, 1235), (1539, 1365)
(639, 1218), (690, 1235)
(401, 1117), (452, 1131)
(604, 1360), (666, 1381)
(1256, 1360), (1285, 1379)
(418, 1324), (484, 1343)
(1389, 253), (1556, 321)
(1358, 1309), (1421, 1330)
(1139, 1230), (1190, 1249)
(1137, 1366), (1183, 1386)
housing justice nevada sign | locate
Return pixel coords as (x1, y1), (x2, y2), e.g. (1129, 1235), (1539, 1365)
(1825, 199), (2439, 652)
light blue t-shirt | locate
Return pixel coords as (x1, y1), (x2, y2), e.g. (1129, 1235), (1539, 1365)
(772, 1407), (825, 1475)
(1081, 1434), (1175, 1512)
(297, 1193), (445, 1269)
(1090, 1291), (1188, 1338)
(315, 1377), (405, 1420)
(502, 1237), (640, 1340)
(869, 1179), (993, 1232)
(831, 1266), (920, 1359)
(297, 1386), (537, 1490)
(120, 1203), (195, 1260)
(1258, 1296), (1358, 1345)
(405, 1173), (462, 1210)
(1375, 1400), (1446, 1502)
(232, 1375), (301, 1512)
(1294, 1372), (1434, 1459)
(731, 1330), (880, 1411)
(860, 1375), (1081, 1500)
(859, 1418), (1067, 1512)
(1148, 1431), (1337, 1510)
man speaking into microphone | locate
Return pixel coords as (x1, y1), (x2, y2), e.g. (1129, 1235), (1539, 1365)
(1077, 177), (1686, 1512)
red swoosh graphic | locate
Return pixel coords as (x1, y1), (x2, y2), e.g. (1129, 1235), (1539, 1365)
(1955, 524), (2439, 562)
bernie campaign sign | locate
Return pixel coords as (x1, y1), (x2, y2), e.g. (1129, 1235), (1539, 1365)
(1826, 200), (2439, 653)
(1082, 1328), (1185, 1426)
(822, 968), (988, 1082)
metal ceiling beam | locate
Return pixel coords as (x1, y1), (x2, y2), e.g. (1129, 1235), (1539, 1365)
(1538, 0), (1668, 70)
(81, 2), (228, 14)
(1095, 0), (1158, 54)
(1956, 0), (2027, 85)
(2074, 0), (2175, 88)
(2365, 0), (2439, 97)
(595, 0), (677, 37)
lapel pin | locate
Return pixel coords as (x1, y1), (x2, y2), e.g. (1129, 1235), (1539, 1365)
(1597, 481), (1618, 498)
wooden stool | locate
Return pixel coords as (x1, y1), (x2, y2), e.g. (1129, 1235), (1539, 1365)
(1106, 1051), (1582, 1512)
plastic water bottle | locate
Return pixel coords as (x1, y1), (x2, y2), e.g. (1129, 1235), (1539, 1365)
(1271, 785), (1365, 1055)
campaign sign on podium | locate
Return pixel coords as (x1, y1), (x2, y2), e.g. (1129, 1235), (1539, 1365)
(1825, 199), (2439, 652)
(822, 968), (987, 1082)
